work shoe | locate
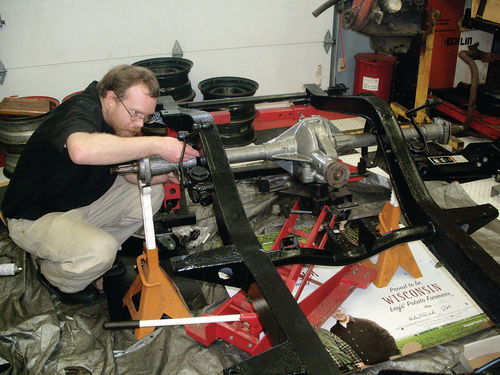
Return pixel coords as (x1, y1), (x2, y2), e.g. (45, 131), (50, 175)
(36, 268), (99, 305)
(102, 258), (126, 278)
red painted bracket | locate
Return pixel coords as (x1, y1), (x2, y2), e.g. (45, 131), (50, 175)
(254, 104), (356, 131)
(163, 183), (180, 210)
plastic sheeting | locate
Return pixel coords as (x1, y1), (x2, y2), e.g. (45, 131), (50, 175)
(0, 177), (499, 375)
(0, 226), (249, 375)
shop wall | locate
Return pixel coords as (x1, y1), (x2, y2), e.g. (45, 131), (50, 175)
(0, 0), (362, 102)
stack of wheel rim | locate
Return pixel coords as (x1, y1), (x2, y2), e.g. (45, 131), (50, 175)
(133, 57), (195, 137)
(133, 57), (195, 102)
(0, 96), (59, 178)
(198, 76), (259, 147)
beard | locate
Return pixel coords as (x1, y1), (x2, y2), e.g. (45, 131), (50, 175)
(117, 126), (141, 137)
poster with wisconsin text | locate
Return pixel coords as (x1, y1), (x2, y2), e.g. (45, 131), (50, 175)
(294, 240), (489, 352)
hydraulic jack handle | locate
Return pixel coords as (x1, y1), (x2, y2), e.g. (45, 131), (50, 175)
(104, 312), (260, 331)
(405, 98), (443, 154)
(405, 98), (442, 119)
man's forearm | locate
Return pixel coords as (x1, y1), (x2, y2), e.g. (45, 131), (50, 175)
(66, 132), (198, 166)
(66, 132), (164, 165)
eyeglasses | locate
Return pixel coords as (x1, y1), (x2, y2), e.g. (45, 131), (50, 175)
(114, 93), (154, 124)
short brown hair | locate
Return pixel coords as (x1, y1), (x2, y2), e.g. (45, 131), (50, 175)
(96, 65), (160, 98)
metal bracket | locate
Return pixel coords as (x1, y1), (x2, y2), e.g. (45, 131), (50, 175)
(0, 60), (6, 85)
(172, 40), (183, 58)
(323, 29), (335, 54)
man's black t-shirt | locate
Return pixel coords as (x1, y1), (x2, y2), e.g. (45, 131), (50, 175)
(2, 81), (118, 220)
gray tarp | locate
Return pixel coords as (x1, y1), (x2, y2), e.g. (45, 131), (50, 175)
(0, 227), (248, 375)
(0, 178), (499, 375)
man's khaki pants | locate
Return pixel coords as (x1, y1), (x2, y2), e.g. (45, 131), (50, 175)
(7, 176), (164, 293)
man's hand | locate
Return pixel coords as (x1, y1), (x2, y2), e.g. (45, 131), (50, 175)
(355, 362), (368, 369)
(152, 172), (180, 185)
(156, 137), (199, 163)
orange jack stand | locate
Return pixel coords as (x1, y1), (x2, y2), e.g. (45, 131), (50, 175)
(362, 198), (422, 287)
(122, 245), (191, 340)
